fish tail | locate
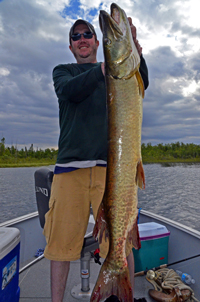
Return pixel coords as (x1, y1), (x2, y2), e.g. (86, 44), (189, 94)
(90, 260), (133, 302)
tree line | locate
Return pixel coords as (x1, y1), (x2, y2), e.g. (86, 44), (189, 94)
(0, 137), (200, 166)
(0, 137), (57, 166)
(141, 142), (200, 162)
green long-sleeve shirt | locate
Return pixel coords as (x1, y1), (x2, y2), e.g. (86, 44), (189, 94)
(53, 56), (149, 165)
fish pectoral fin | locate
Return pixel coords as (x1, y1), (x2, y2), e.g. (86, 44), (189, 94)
(136, 161), (145, 189)
(136, 70), (145, 98)
(93, 196), (109, 243)
(127, 216), (141, 250)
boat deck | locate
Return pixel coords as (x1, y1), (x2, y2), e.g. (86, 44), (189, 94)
(19, 257), (154, 302)
(12, 210), (200, 301)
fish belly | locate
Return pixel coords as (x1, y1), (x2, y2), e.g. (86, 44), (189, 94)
(91, 74), (143, 302)
(105, 74), (142, 258)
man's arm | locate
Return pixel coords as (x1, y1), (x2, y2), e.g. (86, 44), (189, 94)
(139, 55), (149, 90)
(53, 64), (104, 103)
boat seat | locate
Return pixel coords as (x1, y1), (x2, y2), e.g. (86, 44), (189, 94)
(34, 168), (53, 229)
(34, 167), (100, 298)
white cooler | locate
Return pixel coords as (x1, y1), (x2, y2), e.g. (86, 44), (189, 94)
(0, 227), (20, 302)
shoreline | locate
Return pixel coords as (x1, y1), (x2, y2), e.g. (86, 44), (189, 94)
(143, 158), (200, 164)
(0, 161), (55, 168)
(1, 158), (200, 168)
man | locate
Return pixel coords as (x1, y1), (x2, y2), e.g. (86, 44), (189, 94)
(43, 18), (149, 302)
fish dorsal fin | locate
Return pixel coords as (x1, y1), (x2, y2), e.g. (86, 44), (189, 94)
(136, 161), (145, 189)
(136, 70), (145, 98)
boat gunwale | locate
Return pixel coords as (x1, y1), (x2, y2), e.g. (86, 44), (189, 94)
(141, 209), (200, 239)
(1, 210), (200, 240)
(0, 211), (39, 227)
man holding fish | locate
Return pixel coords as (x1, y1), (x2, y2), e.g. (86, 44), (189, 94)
(43, 3), (149, 302)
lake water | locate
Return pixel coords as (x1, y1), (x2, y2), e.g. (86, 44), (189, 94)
(0, 163), (200, 231)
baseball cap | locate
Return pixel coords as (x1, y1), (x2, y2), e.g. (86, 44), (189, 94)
(69, 19), (97, 44)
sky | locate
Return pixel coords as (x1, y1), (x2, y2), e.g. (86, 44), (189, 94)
(0, 0), (200, 150)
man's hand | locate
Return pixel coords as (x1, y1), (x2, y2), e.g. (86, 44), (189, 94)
(128, 17), (142, 56)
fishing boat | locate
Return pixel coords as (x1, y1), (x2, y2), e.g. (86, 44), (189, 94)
(0, 167), (199, 302)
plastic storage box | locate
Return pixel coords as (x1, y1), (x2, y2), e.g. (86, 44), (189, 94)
(0, 227), (20, 302)
(133, 222), (170, 272)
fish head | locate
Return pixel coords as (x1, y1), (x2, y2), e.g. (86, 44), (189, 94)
(99, 3), (140, 79)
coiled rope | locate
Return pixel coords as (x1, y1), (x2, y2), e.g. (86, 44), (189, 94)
(146, 268), (199, 302)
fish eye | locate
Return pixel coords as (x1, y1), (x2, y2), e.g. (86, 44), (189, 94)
(104, 38), (112, 45)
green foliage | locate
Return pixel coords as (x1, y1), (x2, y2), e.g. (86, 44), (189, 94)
(142, 142), (200, 163)
(0, 137), (5, 156)
(0, 138), (58, 167)
(1, 137), (200, 167)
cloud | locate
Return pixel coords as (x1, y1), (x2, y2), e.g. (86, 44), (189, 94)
(0, 0), (68, 148)
(0, 0), (200, 149)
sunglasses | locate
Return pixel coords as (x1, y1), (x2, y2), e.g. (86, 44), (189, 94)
(71, 31), (94, 41)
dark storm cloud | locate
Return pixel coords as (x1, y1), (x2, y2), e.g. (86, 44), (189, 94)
(0, 0), (199, 148)
(171, 21), (200, 37)
(146, 46), (187, 79)
(141, 40), (200, 145)
(0, 0), (73, 148)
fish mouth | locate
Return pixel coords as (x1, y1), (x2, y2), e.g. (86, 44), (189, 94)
(110, 3), (123, 25)
(99, 5), (124, 40)
(99, 3), (140, 78)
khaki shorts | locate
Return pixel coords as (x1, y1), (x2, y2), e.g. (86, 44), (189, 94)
(43, 166), (133, 261)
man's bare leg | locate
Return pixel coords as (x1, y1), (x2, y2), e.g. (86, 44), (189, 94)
(127, 252), (135, 298)
(51, 260), (70, 302)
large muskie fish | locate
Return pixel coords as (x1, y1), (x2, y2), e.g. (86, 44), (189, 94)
(91, 3), (145, 302)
